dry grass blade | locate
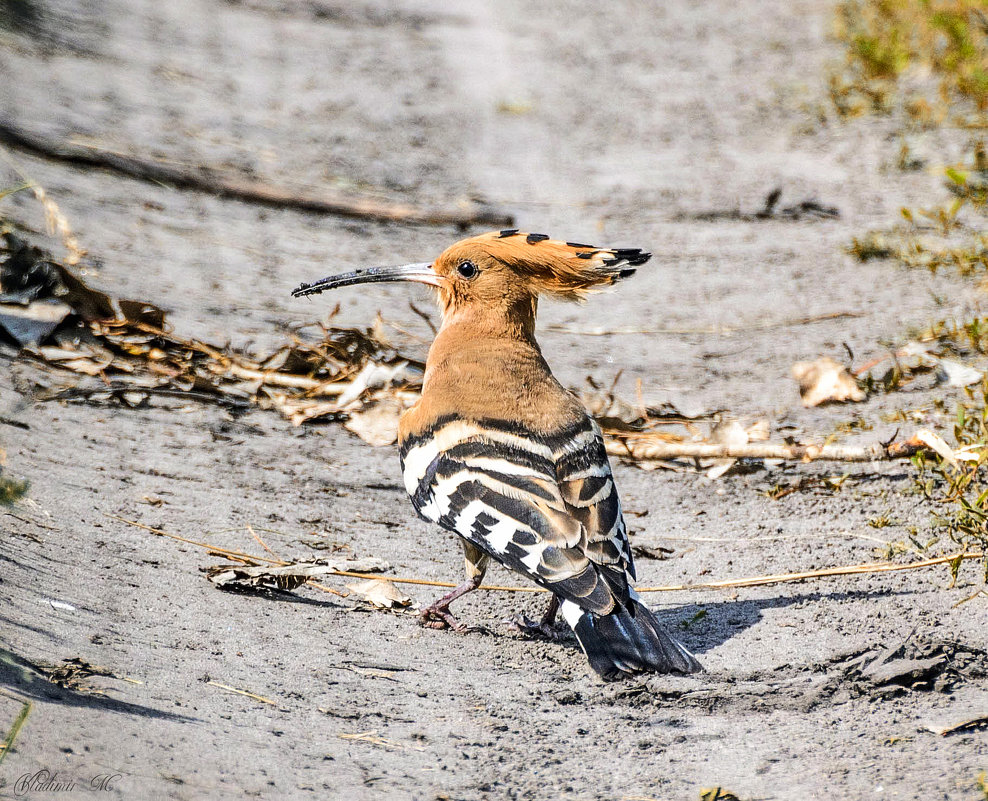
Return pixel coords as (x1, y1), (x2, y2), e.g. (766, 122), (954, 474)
(0, 695), (30, 767)
(641, 551), (984, 592)
(246, 523), (279, 558)
(107, 515), (281, 564)
(543, 311), (863, 336)
(337, 730), (426, 751)
(206, 681), (277, 706)
(114, 513), (982, 596)
(107, 515), (347, 596)
(0, 154), (85, 265)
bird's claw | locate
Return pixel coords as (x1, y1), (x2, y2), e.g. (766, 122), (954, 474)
(418, 605), (466, 631)
(417, 606), (491, 634)
(506, 613), (565, 641)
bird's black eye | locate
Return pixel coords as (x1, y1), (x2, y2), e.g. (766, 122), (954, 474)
(457, 261), (478, 279)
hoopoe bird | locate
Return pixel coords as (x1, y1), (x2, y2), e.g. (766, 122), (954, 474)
(292, 230), (701, 680)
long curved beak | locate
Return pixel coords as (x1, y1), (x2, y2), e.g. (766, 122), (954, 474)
(291, 262), (441, 298)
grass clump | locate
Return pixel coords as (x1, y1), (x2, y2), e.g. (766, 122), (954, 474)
(848, 140), (988, 279)
(918, 314), (988, 355)
(0, 475), (29, 506)
(832, 0), (988, 120)
(834, 2), (988, 280)
(0, 446), (29, 506)
(912, 376), (988, 583)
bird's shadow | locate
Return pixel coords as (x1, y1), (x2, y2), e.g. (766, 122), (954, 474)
(505, 587), (917, 657)
(657, 587), (918, 655)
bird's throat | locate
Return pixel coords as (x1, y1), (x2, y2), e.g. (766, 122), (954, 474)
(437, 292), (539, 343)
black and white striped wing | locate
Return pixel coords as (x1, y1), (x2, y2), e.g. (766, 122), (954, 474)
(554, 417), (636, 583)
(400, 416), (634, 615)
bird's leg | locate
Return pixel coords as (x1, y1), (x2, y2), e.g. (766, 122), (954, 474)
(418, 574), (483, 631)
(540, 593), (561, 629)
(418, 541), (489, 633)
(507, 593), (564, 641)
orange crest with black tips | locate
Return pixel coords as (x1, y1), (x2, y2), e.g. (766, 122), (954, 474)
(432, 230), (650, 304)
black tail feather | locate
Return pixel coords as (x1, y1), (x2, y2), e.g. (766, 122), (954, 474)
(569, 598), (701, 681)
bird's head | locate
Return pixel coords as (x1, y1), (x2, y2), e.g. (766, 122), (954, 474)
(292, 230), (649, 332)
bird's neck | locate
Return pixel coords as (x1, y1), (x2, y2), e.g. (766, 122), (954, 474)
(437, 293), (539, 343)
(424, 293), (548, 400)
(409, 295), (587, 434)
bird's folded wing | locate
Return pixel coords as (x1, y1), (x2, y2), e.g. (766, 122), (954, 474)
(554, 418), (636, 582)
(400, 416), (632, 615)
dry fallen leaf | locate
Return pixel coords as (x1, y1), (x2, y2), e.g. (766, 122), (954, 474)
(344, 397), (404, 447)
(936, 359), (982, 388)
(207, 557), (390, 592)
(915, 428), (960, 469)
(791, 357), (866, 407)
(345, 578), (412, 609)
(59, 357), (114, 375)
(704, 419), (748, 479)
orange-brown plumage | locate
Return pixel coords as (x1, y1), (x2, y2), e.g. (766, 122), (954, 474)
(292, 230), (700, 680)
(399, 230), (648, 439)
(431, 229), (648, 312)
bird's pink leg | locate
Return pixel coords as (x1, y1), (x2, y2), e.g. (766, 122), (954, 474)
(418, 574), (484, 632)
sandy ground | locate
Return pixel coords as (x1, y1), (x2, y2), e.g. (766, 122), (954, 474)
(1, 1), (987, 799)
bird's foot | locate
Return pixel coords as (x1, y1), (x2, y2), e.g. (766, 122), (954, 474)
(418, 605), (491, 634)
(416, 575), (491, 633)
(506, 613), (565, 641)
(418, 604), (469, 632)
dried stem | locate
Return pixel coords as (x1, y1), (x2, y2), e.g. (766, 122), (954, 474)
(0, 118), (512, 227)
(605, 434), (928, 463)
(544, 311), (864, 337)
(206, 681), (277, 706)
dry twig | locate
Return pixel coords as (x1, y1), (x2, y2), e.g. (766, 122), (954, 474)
(605, 435), (928, 463)
(0, 118), (512, 227)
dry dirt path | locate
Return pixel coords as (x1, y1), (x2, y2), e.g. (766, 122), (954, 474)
(1, 2), (985, 800)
